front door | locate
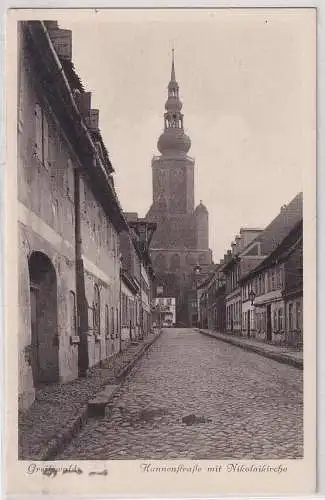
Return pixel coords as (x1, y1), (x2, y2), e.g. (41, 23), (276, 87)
(266, 304), (272, 342)
(30, 285), (40, 384)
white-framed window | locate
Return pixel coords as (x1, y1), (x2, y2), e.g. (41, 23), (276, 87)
(35, 102), (49, 168)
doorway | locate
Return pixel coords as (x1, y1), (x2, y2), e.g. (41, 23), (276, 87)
(28, 252), (59, 386)
(266, 304), (272, 342)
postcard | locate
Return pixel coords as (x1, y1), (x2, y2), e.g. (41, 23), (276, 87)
(4, 7), (316, 496)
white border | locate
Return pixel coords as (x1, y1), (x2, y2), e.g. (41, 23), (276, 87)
(0, 1), (323, 498)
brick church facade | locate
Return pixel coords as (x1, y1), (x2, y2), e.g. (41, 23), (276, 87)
(147, 52), (213, 326)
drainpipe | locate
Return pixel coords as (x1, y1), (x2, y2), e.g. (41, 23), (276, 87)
(119, 264), (122, 353)
(74, 168), (89, 377)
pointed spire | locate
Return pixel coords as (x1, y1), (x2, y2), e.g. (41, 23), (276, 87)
(171, 47), (176, 82)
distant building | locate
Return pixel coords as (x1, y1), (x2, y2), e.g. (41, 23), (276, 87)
(146, 51), (213, 326)
(198, 262), (227, 332)
(18, 21), (128, 411)
(152, 297), (176, 327)
(241, 220), (303, 347)
(197, 193), (303, 343)
(222, 193), (303, 336)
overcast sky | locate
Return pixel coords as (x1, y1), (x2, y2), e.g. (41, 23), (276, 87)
(60, 8), (314, 261)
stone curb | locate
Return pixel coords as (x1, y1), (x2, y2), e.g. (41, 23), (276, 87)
(115, 331), (162, 380)
(199, 329), (303, 370)
(38, 330), (163, 460)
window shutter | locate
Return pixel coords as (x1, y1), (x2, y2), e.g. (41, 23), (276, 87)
(35, 103), (42, 161)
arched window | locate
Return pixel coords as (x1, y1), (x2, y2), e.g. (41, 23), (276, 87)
(93, 284), (100, 336)
(154, 253), (166, 271)
(170, 254), (181, 271)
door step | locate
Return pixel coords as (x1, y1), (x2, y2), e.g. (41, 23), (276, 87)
(87, 384), (120, 417)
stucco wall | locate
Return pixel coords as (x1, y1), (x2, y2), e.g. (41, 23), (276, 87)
(80, 177), (121, 365)
(18, 31), (79, 409)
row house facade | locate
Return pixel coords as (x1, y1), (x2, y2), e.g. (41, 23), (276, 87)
(198, 263), (227, 332)
(119, 214), (156, 349)
(17, 21), (155, 411)
(223, 229), (264, 334)
(241, 220), (303, 347)
(197, 193), (303, 347)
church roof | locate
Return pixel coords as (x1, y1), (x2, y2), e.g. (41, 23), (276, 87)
(157, 50), (192, 157)
(195, 201), (208, 213)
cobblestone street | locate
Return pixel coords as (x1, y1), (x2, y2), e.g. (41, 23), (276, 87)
(59, 328), (303, 460)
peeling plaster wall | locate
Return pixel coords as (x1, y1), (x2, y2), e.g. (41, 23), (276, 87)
(80, 177), (121, 366)
(18, 27), (78, 409)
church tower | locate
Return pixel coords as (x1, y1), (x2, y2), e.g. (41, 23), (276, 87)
(147, 51), (213, 326)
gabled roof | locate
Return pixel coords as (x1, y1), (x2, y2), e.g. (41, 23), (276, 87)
(223, 192), (302, 273)
(247, 192), (302, 257)
(240, 219), (302, 282)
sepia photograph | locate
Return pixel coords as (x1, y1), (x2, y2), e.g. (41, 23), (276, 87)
(4, 6), (316, 496)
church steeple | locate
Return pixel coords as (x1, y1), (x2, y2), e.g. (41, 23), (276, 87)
(157, 51), (191, 157)
(170, 48), (176, 82)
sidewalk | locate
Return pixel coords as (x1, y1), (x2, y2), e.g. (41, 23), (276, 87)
(19, 330), (162, 461)
(199, 329), (303, 369)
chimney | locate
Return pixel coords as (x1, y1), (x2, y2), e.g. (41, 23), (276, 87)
(86, 109), (99, 131)
(79, 92), (91, 118)
(231, 242), (236, 255)
(235, 235), (242, 253)
(225, 249), (232, 263)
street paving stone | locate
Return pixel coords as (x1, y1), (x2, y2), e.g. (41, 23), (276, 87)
(59, 328), (303, 460)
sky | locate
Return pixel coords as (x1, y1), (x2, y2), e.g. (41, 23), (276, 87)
(60, 8), (314, 262)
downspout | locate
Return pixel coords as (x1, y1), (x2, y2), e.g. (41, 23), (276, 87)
(39, 22), (128, 231)
(119, 259), (122, 353)
(74, 167), (89, 377)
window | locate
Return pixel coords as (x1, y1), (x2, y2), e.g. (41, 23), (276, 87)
(35, 103), (49, 168)
(296, 302), (302, 331)
(105, 305), (109, 337)
(170, 254), (180, 272)
(278, 308), (284, 330)
(276, 266), (282, 289)
(271, 269), (276, 291)
(258, 275), (262, 296)
(111, 306), (115, 339)
(93, 284), (100, 336)
(116, 307), (119, 339)
(273, 310), (277, 331)
(288, 303), (294, 331)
